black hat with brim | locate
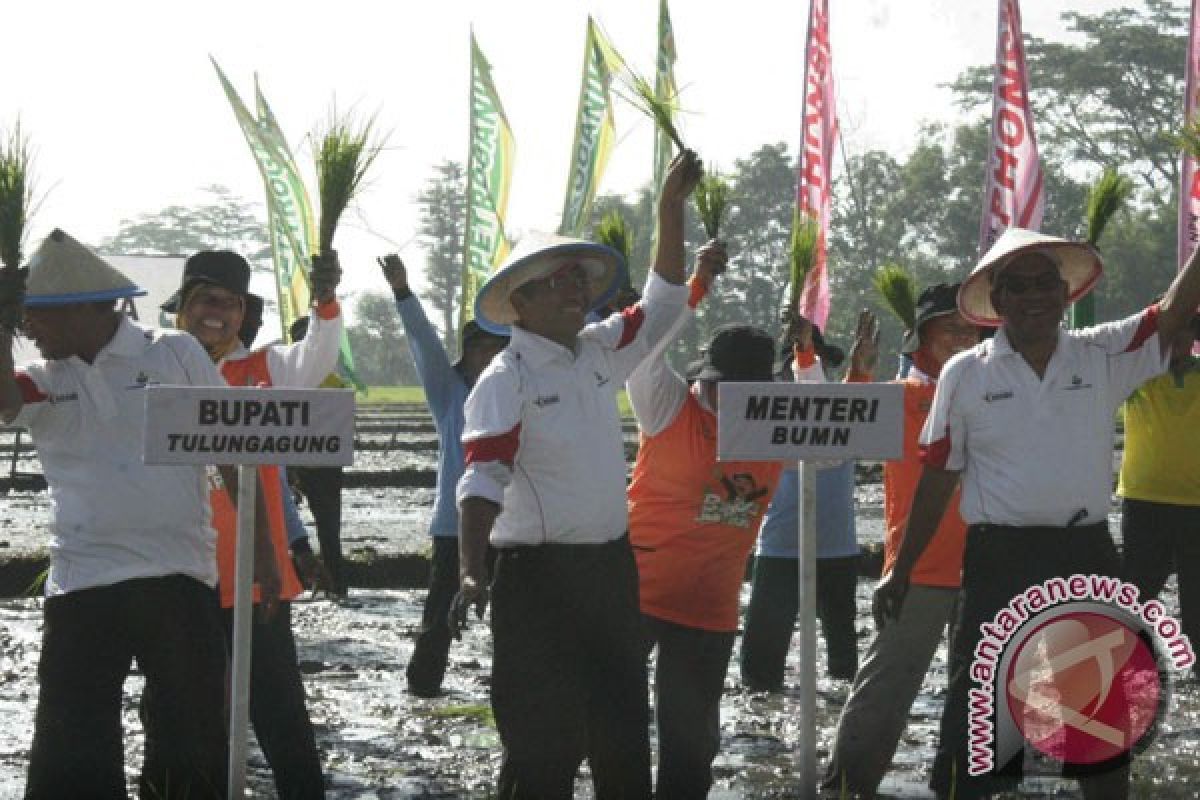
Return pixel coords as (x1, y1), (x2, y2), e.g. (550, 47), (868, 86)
(692, 324), (776, 383)
(162, 250), (252, 313)
(902, 282), (962, 354)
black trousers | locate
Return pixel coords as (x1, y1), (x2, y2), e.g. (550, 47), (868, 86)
(406, 536), (460, 696)
(294, 466), (345, 594)
(221, 602), (324, 800)
(930, 524), (1128, 799)
(490, 535), (652, 800)
(25, 575), (228, 800)
(644, 615), (736, 800)
(740, 554), (861, 690)
(1121, 498), (1200, 658)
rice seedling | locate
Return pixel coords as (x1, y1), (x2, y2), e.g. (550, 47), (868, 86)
(0, 120), (33, 333)
(872, 264), (917, 329)
(1084, 167), (1133, 247)
(694, 172), (730, 239)
(789, 209), (820, 310)
(594, 209), (634, 264)
(614, 65), (685, 153)
(312, 106), (387, 254)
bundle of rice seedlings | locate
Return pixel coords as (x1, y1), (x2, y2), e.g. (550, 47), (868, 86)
(694, 172), (730, 239)
(594, 209), (633, 264)
(1084, 167), (1133, 247)
(312, 106), (386, 254)
(0, 121), (33, 333)
(872, 264), (917, 329)
(614, 66), (685, 153)
(789, 209), (820, 310)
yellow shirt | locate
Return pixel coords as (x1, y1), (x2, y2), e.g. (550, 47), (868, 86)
(1118, 360), (1200, 506)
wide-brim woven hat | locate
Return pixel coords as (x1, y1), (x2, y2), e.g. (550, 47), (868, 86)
(958, 228), (1102, 327)
(474, 232), (625, 334)
(24, 229), (146, 307)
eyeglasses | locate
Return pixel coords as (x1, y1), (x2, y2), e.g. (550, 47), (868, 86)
(530, 264), (590, 292)
(997, 272), (1064, 295)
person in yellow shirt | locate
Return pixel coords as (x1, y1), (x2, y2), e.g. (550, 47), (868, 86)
(1118, 311), (1200, 669)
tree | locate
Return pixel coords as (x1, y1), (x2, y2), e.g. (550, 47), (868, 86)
(97, 185), (271, 268)
(415, 161), (467, 356)
(344, 291), (417, 386)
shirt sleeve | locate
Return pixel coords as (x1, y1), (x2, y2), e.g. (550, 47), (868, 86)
(396, 294), (456, 415)
(582, 272), (688, 383)
(918, 356), (967, 472)
(457, 362), (522, 508)
(626, 304), (691, 438)
(1084, 305), (1170, 404)
(264, 301), (344, 387)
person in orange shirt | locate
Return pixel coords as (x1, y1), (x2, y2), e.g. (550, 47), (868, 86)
(822, 283), (978, 797)
(168, 249), (343, 800)
(627, 242), (786, 799)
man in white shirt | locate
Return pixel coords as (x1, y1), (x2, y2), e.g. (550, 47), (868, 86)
(0, 229), (277, 799)
(452, 150), (701, 799)
(874, 227), (1200, 799)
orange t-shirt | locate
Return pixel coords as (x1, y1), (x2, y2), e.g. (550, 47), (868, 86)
(881, 377), (967, 588)
(629, 392), (783, 631)
(212, 349), (304, 608)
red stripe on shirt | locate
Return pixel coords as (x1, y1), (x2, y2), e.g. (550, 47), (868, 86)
(1123, 304), (1160, 353)
(14, 372), (46, 404)
(919, 433), (952, 468)
(464, 424), (522, 467)
(616, 305), (646, 350)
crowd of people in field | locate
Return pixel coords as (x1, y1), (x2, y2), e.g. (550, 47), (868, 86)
(3, 149), (1200, 799)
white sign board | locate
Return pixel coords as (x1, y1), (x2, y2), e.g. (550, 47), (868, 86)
(143, 386), (355, 467)
(717, 382), (903, 461)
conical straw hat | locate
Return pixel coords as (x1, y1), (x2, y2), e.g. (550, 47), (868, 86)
(474, 232), (626, 334)
(24, 229), (145, 307)
(958, 227), (1102, 326)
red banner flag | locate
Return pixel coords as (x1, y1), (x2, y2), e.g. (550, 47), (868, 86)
(795, 0), (837, 328)
(1179, 0), (1200, 268)
(979, 0), (1044, 255)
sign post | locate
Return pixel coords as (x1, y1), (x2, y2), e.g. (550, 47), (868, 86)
(143, 385), (355, 798)
(719, 381), (902, 799)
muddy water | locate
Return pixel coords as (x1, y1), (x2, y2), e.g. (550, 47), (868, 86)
(2, 409), (1200, 797)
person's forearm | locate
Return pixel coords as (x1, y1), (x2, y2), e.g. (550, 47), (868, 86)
(1159, 243), (1200, 342)
(459, 496), (500, 581)
(892, 467), (960, 579)
(652, 197), (687, 286)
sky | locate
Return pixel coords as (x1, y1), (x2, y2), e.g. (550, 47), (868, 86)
(3, 0), (1138, 318)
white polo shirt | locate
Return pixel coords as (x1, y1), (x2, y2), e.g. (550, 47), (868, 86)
(12, 318), (225, 595)
(458, 272), (687, 546)
(919, 307), (1166, 528)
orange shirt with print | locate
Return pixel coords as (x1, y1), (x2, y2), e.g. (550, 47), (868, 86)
(881, 377), (967, 588)
(211, 348), (304, 608)
(629, 392), (783, 632)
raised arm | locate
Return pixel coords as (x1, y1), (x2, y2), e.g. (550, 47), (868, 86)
(651, 149), (704, 286)
(379, 254), (456, 412)
(1158, 241), (1200, 353)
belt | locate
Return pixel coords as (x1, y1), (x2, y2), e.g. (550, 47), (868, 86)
(496, 533), (630, 556)
(968, 521), (1108, 536)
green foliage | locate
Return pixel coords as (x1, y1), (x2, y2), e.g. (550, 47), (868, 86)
(313, 107), (386, 253)
(872, 265), (917, 330)
(416, 160), (467, 355)
(789, 210), (819, 309)
(694, 172), (730, 239)
(0, 120), (33, 270)
(96, 185), (271, 266)
(594, 209), (634, 265)
(1085, 168), (1134, 246)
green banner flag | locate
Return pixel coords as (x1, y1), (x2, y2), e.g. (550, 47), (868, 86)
(462, 33), (515, 326)
(211, 59), (362, 386)
(653, 0), (679, 195)
(559, 18), (623, 236)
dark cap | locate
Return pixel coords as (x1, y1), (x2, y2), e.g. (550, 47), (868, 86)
(902, 282), (961, 354)
(454, 319), (509, 369)
(161, 250), (252, 313)
(692, 324), (775, 383)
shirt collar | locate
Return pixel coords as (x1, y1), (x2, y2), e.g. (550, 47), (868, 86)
(96, 316), (152, 360)
(991, 325), (1067, 358)
(509, 325), (578, 368)
(908, 364), (935, 385)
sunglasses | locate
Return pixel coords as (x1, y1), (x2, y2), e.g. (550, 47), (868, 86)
(996, 272), (1064, 295)
(529, 264), (591, 292)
